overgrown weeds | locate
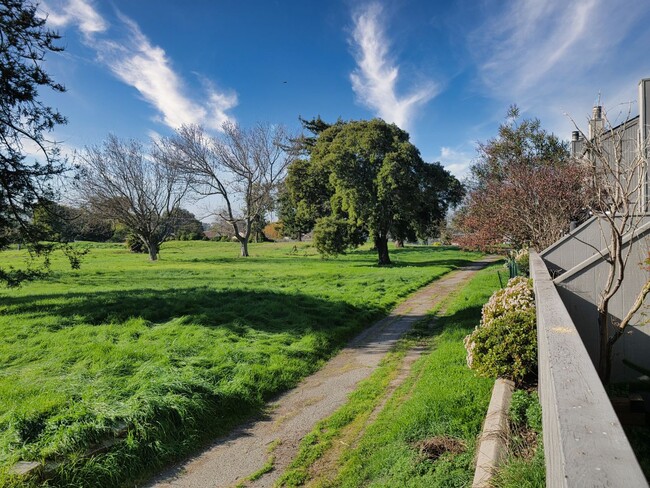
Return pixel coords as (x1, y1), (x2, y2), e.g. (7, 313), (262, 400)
(490, 388), (545, 487)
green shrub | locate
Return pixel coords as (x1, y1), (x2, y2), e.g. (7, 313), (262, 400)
(464, 275), (537, 383)
(465, 308), (537, 383)
(509, 389), (542, 434)
(312, 216), (366, 257)
(125, 234), (146, 253)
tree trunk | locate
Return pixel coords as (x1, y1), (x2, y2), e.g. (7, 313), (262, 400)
(597, 307), (610, 382)
(375, 235), (391, 265)
(239, 238), (249, 257)
(603, 340), (614, 384)
(147, 241), (159, 261)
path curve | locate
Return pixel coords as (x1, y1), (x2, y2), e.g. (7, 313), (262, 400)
(146, 258), (498, 488)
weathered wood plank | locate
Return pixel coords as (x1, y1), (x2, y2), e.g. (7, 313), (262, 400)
(531, 251), (647, 487)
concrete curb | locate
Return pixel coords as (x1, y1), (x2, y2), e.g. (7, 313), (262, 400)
(472, 378), (514, 488)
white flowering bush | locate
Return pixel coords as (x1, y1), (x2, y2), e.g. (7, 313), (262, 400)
(480, 276), (534, 327)
(464, 276), (537, 383)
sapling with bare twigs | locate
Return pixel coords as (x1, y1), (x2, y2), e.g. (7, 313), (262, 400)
(571, 105), (650, 383)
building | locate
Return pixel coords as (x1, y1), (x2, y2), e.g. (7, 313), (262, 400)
(540, 78), (650, 381)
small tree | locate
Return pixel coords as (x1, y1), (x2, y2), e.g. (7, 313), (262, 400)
(76, 135), (188, 261)
(572, 108), (650, 382)
(163, 122), (293, 257)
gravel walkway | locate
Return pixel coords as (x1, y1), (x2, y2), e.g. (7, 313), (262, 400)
(146, 258), (498, 488)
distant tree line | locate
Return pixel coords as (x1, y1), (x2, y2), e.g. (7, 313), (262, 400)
(30, 201), (205, 246)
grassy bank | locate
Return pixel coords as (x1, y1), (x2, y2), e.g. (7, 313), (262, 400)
(0, 241), (481, 487)
(278, 263), (501, 487)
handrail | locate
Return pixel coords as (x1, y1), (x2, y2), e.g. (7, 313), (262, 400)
(530, 251), (646, 487)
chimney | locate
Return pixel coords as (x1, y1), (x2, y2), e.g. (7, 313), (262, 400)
(570, 130), (581, 157)
(588, 105), (603, 140)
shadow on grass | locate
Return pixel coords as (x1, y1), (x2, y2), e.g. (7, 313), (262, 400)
(2, 287), (385, 338)
(1, 289), (389, 487)
(406, 303), (484, 343)
(377, 258), (478, 269)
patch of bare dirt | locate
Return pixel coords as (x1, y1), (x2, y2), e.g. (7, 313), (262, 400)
(415, 436), (466, 461)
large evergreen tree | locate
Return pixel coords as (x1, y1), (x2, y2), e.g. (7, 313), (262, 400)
(0, 0), (82, 284)
(290, 118), (462, 265)
(277, 117), (335, 239)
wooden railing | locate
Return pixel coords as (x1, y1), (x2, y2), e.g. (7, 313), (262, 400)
(530, 251), (647, 487)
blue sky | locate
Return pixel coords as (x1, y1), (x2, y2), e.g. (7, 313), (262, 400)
(39, 0), (650, 182)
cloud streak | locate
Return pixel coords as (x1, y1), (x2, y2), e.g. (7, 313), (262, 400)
(349, 3), (437, 130)
(44, 0), (107, 38)
(436, 146), (473, 180)
(470, 0), (650, 108)
(42, 0), (237, 132)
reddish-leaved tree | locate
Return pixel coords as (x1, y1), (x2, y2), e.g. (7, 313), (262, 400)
(456, 106), (587, 251)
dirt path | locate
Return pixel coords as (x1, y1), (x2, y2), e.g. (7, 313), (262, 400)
(146, 258), (498, 488)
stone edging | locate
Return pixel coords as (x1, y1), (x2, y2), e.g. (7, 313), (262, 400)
(472, 378), (514, 487)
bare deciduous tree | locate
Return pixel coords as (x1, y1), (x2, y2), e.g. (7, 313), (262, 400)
(162, 122), (293, 257)
(572, 106), (650, 382)
(76, 134), (188, 261)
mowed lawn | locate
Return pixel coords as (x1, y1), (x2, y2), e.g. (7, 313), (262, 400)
(0, 241), (481, 487)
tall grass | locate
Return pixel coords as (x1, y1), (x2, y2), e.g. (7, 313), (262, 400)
(0, 241), (481, 487)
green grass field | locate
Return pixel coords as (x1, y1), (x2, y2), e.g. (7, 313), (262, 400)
(0, 241), (482, 487)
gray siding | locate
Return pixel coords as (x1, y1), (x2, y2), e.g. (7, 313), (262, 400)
(541, 216), (650, 381)
(573, 118), (645, 208)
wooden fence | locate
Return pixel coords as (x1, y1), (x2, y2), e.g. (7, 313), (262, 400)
(530, 251), (646, 487)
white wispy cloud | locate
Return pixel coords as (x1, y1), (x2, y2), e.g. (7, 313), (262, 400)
(471, 0), (600, 99)
(41, 0), (237, 132)
(436, 146), (473, 180)
(470, 0), (650, 134)
(349, 3), (438, 130)
(43, 0), (107, 38)
(467, 0), (650, 138)
(98, 14), (237, 132)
